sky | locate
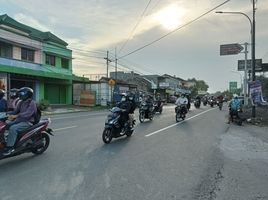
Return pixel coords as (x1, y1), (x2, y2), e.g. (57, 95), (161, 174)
(1, 0), (268, 92)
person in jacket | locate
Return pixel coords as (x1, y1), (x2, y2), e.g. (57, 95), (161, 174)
(3, 87), (37, 156)
(175, 93), (188, 114)
(117, 93), (131, 128)
(8, 88), (20, 111)
(127, 93), (136, 128)
(228, 95), (242, 124)
(0, 89), (7, 112)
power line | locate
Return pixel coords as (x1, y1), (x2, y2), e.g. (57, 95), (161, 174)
(146, 0), (162, 16)
(118, 0), (153, 54)
(118, 0), (230, 59)
(119, 58), (160, 75)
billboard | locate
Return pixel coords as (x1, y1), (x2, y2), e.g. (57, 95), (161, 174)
(249, 81), (263, 105)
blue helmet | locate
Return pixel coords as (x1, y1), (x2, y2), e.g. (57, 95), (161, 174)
(18, 87), (33, 101)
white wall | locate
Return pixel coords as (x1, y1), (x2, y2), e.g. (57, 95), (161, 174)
(0, 27), (42, 64)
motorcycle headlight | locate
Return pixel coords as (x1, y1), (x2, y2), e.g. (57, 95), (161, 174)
(109, 119), (116, 124)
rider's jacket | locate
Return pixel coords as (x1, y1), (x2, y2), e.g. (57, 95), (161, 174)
(8, 99), (37, 123)
(229, 98), (241, 110)
(175, 97), (188, 106)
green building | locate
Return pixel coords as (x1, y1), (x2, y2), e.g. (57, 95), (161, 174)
(0, 14), (73, 104)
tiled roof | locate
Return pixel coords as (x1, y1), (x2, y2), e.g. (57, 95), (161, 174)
(0, 14), (68, 46)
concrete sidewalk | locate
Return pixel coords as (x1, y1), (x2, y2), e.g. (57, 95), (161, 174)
(216, 124), (268, 200)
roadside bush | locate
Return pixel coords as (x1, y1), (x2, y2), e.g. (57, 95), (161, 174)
(38, 99), (50, 111)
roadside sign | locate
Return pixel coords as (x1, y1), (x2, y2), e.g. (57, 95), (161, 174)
(108, 79), (115, 86)
(229, 81), (237, 93)
(237, 59), (262, 71)
(220, 43), (244, 56)
(249, 81), (262, 105)
(262, 63), (268, 72)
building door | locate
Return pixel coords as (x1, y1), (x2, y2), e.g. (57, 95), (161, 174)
(44, 84), (67, 104)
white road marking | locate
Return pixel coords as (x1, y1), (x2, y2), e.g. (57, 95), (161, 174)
(145, 108), (216, 137)
(54, 126), (78, 131)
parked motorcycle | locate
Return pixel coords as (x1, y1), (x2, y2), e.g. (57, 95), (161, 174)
(139, 102), (155, 123)
(230, 108), (243, 126)
(0, 114), (53, 160)
(175, 105), (187, 122)
(153, 101), (163, 114)
(102, 107), (134, 144)
(203, 99), (208, 106)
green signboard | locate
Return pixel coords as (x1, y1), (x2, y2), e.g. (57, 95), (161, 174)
(229, 81), (237, 93)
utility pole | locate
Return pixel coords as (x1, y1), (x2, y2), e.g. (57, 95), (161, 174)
(115, 58), (118, 81)
(243, 42), (249, 106)
(252, 0), (256, 118)
(104, 51), (111, 78)
(115, 47), (118, 82)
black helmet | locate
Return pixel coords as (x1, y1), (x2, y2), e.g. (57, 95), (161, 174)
(18, 87), (33, 101)
(128, 92), (134, 101)
(0, 89), (5, 99)
(9, 88), (19, 99)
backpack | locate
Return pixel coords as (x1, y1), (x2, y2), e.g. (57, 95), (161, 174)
(33, 104), (42, 125)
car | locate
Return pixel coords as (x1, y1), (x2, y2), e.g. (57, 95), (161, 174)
(237, 96), (244, 105)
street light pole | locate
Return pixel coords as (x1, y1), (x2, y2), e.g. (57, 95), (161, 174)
(216, 3), (256, 117)
(252, 0), (256, 118)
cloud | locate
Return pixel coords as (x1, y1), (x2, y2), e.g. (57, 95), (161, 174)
(4, 0), (268, 92)
(14, 13), (49, 31)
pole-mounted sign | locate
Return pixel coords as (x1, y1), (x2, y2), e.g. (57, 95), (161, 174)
(220, 43), (244, 56)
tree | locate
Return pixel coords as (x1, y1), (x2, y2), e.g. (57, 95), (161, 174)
(187, 78), (209, 97)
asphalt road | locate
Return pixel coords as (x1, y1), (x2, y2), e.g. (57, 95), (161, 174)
(1, 104), (268, 200)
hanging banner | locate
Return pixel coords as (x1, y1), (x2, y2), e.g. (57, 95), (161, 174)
(249, 80), (262, 105)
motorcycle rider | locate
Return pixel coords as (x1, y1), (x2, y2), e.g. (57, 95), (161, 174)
(186, 94), (191, 111)
(175, 93), (188, 114)
(3, 87), (37, 156)
(155, 93), (162, 110)
(8, 88), (20, 111)
(145, 94), (154, 112)
(117, 93), (131, 130)
(0, 89), (7, 112)
(127, 93), (136, 128)
(195, 95), (201, 106)
(228, 94), (242, 124)
(217, 94), (224, 108)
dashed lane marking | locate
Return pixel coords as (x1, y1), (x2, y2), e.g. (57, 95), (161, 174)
(145, 108), (216, 137)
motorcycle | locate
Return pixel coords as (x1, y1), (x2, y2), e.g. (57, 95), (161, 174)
(139, 102), (155, 123)
(194, 99), (201, 109)
(153, 101), (163, 114)
(175, 105), (187, 122)
(230, 108), (243, 126)
(0, 114), (53, 160)
(102, 107), (134, 144)
(218, 101), (223, 110)
(209, 99), (214, 107)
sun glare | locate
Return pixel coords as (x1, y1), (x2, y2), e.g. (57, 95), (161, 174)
(153, 5), (187, 30)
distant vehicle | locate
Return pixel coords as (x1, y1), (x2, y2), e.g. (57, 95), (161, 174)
(168, 96), (177, 103)
(237, 96), (244, 105)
